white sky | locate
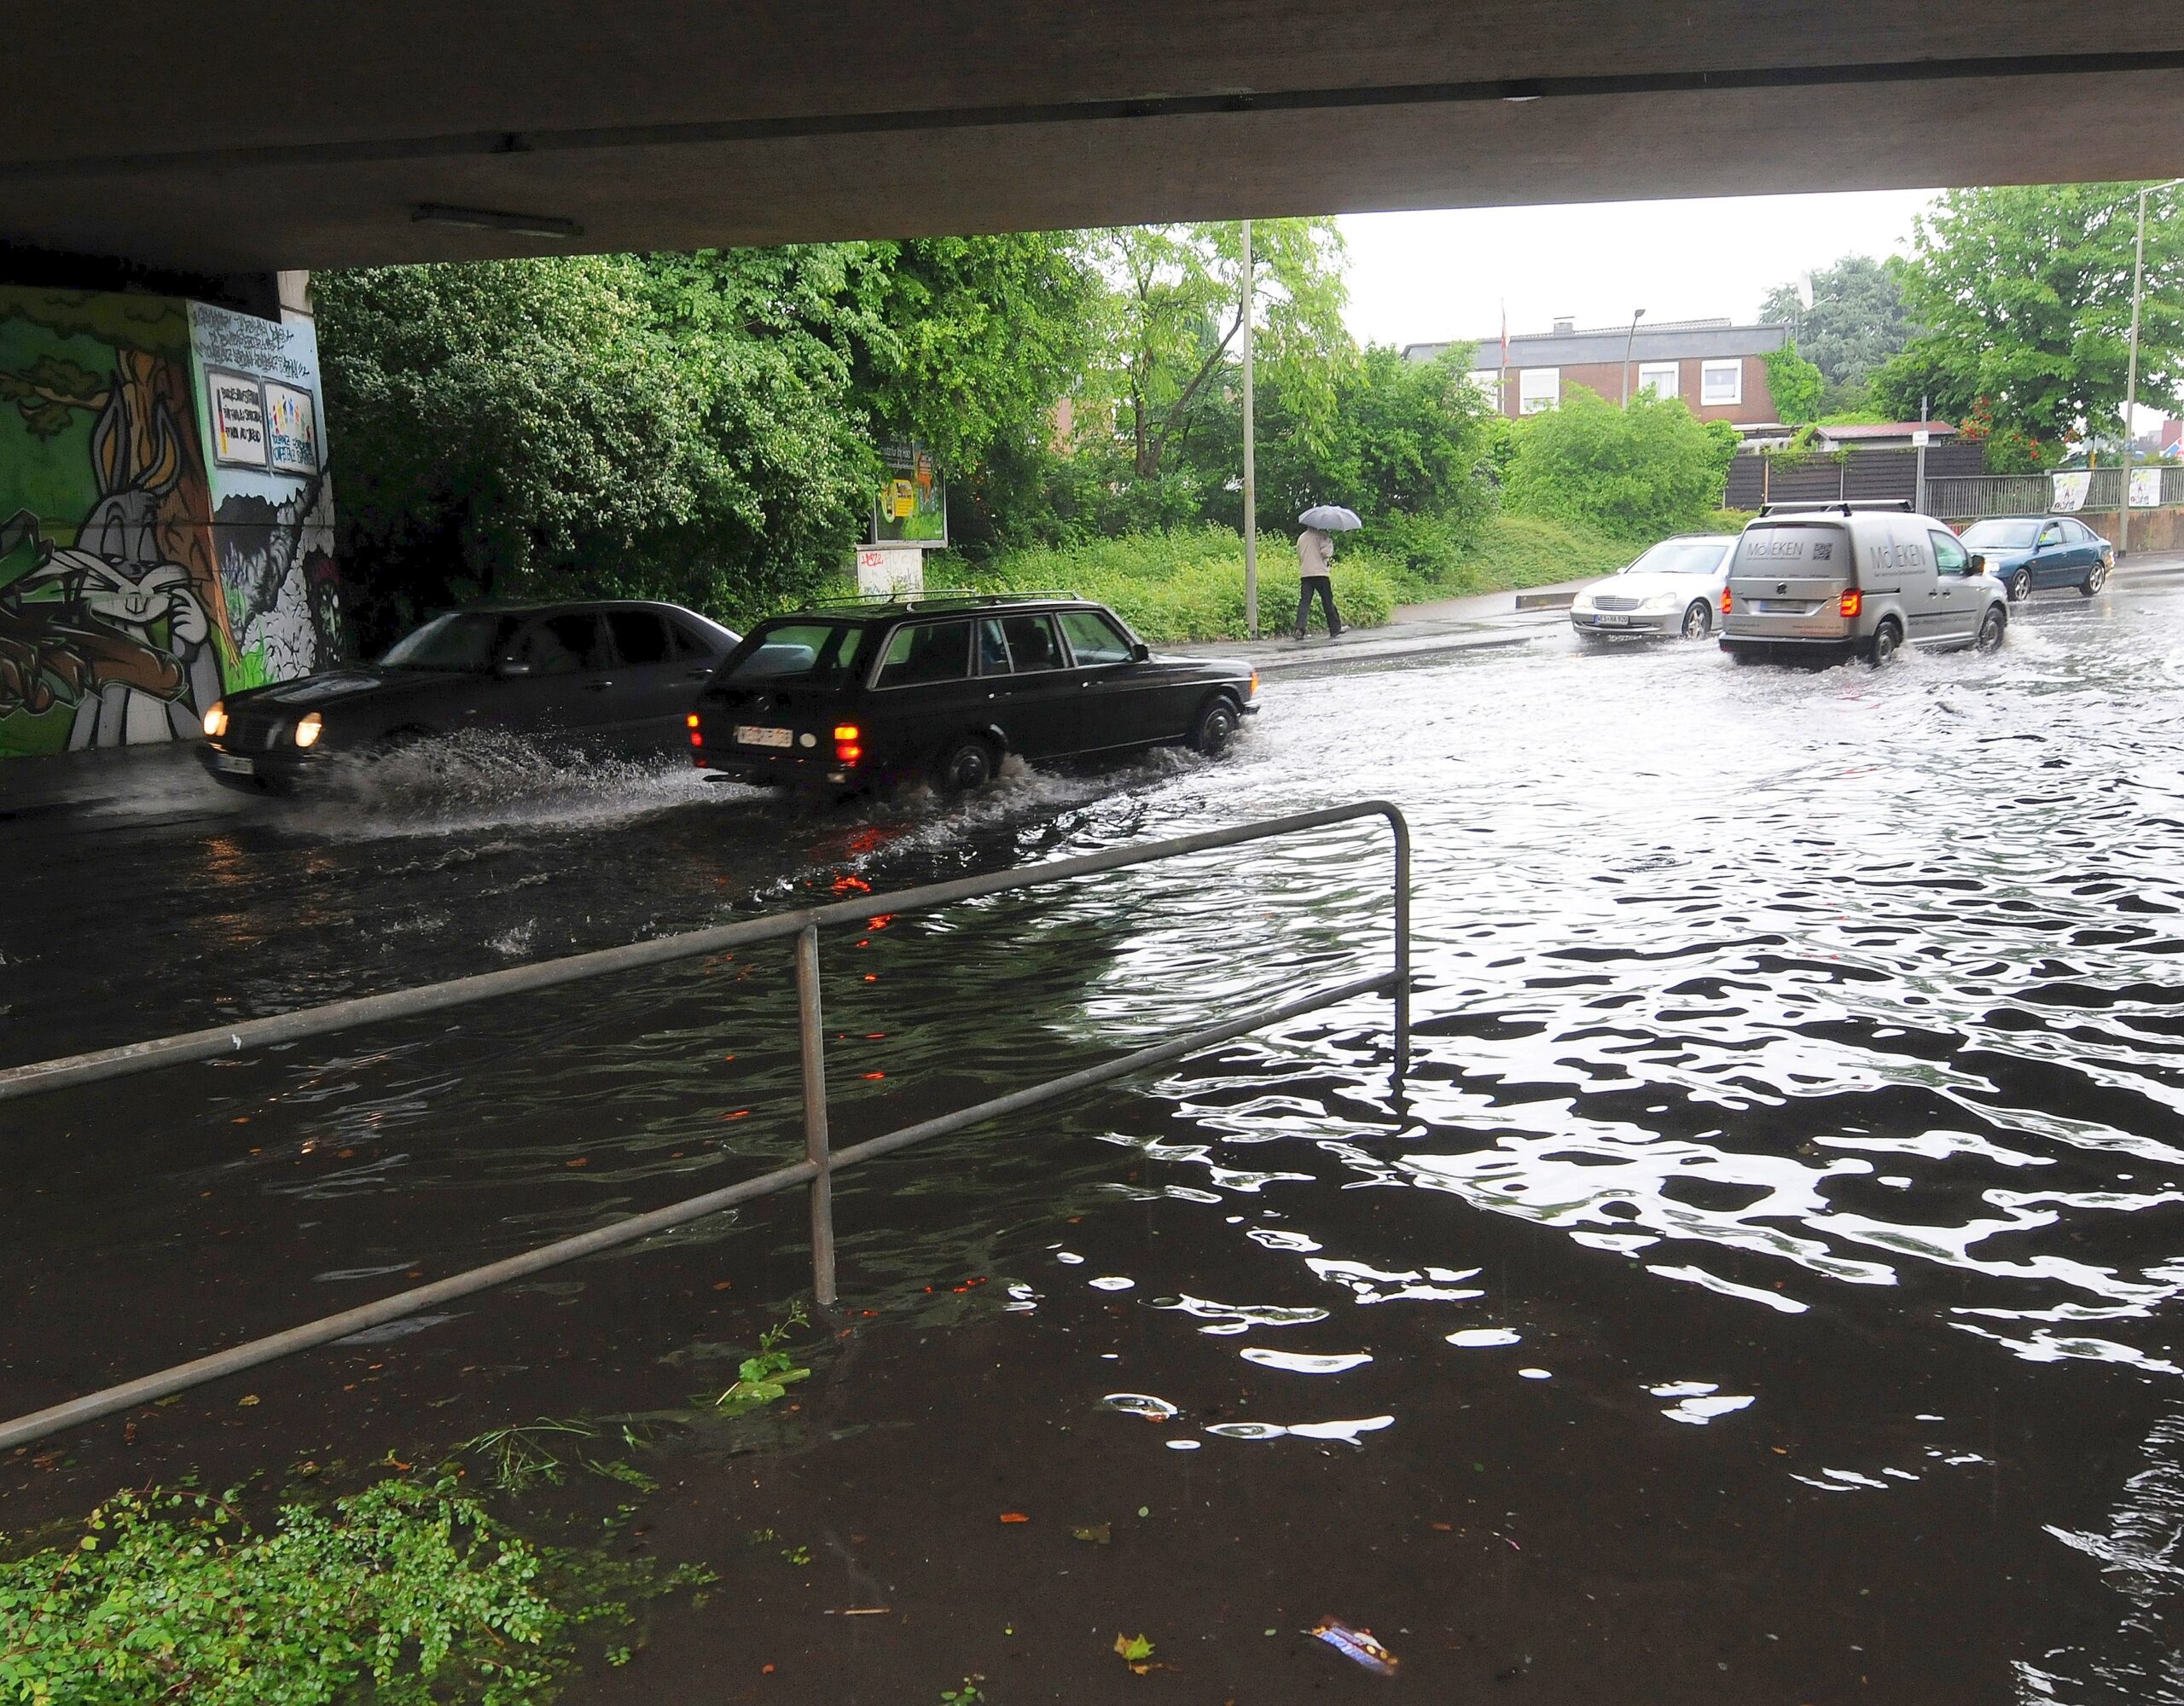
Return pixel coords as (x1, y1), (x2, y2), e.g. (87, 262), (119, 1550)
(1337, 189), (1940, 352)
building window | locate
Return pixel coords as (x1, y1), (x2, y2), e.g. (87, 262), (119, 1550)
(1700, 360), (1743, 406)
(1636, 363), (1679, 399)
(1519, 368), (1560, 415)
(1467, 370), (1502, 405)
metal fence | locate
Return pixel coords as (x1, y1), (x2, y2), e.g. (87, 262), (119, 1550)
(1926, 467), (2184, 519)
(0, 801), (1411, 1454)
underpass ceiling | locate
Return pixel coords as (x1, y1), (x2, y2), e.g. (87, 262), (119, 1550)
(11, 3), (2184, 270)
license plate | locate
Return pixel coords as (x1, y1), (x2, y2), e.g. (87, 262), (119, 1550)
(211, 752), (255, 775)
(1598, 613), (1629, 627)
(735, 724), (793, 750)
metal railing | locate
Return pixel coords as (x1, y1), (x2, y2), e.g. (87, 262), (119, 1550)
(1927, 467), (2184, 520)
(0, 801), (1409, 1454)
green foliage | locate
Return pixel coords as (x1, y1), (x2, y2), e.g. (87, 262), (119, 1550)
(1873, 183), (2184, 461)
(1502, 387), (1738, 539)
(959, 526), (1398, 641)
(716, 1301), (813, 1416)
(0, 1479), (573, 1705)
(1761, 343), (1825, 426)
(1761, 257), (1915, 386)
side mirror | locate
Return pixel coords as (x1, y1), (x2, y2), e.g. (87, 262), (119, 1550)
(1130, 641), (1151, 663)
(1967, 554), (1986, 576)
(496, 658), (532, 679)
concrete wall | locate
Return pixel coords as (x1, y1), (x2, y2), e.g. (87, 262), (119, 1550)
(2079, 508), (2184, 554)
(0, 285), (343, 758)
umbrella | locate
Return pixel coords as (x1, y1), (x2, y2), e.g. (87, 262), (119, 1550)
(1298, 505), (1362, 532)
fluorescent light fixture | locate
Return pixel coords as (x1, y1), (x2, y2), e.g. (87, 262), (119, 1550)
(410, 203), (582, 239)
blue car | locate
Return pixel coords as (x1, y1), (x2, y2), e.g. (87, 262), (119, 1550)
(1960, 514), (2114, 601)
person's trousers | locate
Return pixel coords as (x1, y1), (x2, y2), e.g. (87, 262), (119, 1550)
(1295, 576), (1340, 637)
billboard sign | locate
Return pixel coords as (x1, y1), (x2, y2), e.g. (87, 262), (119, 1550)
(872, 439), (946, 546)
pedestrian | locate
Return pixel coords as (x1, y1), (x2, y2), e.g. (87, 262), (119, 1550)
(1294, 524), (1343, 641)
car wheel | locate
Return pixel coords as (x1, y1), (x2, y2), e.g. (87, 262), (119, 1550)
(1868, 620), (1902, 667)
(2007, 568), (2033, 601)
(2081, 563), (2109, 597)
(1189, 695), (1241, 757)
(932, 734), (998, 794)
(1681, 601), (1711, 641)
(1976, 604), (2008, 653)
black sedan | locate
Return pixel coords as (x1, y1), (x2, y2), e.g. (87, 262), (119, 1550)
(200, 601), (738, 792)
(689, 592), (1255, 792)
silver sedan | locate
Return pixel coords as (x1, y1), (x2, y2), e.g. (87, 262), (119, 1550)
(1570, 536), (1737, 641)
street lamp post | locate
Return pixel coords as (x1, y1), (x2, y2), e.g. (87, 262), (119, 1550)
(2117, 177), (2181, 560)
(1622, 307), (1647, 406)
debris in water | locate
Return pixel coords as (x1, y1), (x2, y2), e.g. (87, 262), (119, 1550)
(1113, 1633), (1163, 1674)
(1071, 1523), (1112, 1545)
(999, 1511), (1030, 1523)
(1311, 1617), (1398, 1675)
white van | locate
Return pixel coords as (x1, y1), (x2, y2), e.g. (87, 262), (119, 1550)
(1719, 502), (2008, 665)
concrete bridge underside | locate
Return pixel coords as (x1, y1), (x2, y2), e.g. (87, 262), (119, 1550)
(9, 3), (2184, 272)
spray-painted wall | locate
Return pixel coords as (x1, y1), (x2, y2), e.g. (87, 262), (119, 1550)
(0, 286), (344, 759)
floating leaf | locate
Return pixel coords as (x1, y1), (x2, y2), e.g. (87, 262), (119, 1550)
(1070, 1523), (1112, 1545)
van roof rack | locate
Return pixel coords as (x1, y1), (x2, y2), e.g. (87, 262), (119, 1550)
(1757, 500), (1914, 517)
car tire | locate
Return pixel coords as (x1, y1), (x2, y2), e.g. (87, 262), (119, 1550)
(1976, 604), (2007, 652)
(2007, 568), (2033, 602)
(1189, 695), (1241, 757)
(1682, 601), (1712, 641)
(1868, 620), (1902, 667)
(931, 734), (999, 794)
(2081, 563), (2109, 597)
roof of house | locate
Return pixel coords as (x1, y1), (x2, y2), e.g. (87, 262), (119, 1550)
(1403, 319), (1790, 368)
(1809, 420), (1959, 442)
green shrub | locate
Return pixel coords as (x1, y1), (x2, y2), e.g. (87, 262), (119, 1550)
(1503, 387), (1738, 540)
(0, 1479), (578, 1705)
(944, 526), (1398, 641)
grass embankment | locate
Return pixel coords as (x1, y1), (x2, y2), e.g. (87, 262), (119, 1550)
(941, 510), (1752, 644)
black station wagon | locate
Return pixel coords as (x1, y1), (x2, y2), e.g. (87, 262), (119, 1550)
(689, 592), (1257, 792)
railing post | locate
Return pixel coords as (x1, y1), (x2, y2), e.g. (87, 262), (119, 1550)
(1386, 806), (1411, 1084)
(793, 924), (837, 1307)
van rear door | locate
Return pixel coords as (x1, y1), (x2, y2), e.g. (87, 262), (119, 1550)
(1725, 522), (1852, 641)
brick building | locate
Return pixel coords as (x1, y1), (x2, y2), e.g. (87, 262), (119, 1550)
(1403, 316), (1791, 429)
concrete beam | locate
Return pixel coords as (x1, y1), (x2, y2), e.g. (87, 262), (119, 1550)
(7, 5), (2184, 270)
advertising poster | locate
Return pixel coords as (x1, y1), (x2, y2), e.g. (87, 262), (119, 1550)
(872, 439), (946, 545)
(2050, 472), (2090, 513)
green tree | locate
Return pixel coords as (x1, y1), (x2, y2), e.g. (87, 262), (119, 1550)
(1761, 342), (1825, 426)
(1760, 256), (1915, 387)
(1092, 219), (1350, 485)
(1503, 386), (1736, 538)
(1871, 183), (2184, 464)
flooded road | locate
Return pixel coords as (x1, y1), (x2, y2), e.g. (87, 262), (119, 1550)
(9, 580), (2184, 1701)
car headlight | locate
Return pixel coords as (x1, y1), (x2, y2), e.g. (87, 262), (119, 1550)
(1571, 594), (1594, 612)
(201, 700), (227, 739)
(1641, 592), (1682, 612)
(293, 711), (324, 749)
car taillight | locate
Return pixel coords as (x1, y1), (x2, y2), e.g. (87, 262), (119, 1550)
(1839, 589), (1862, 618)
(686, 713), (702, 749)
(1719, 586), (1733, 616)
(834, 722), (862, 764)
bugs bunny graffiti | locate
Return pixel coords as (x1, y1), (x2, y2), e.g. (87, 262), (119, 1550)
(4, 352), (223, 746)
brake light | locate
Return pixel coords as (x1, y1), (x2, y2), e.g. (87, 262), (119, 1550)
(834, 723), (862, 764)
(1839, 589), (1862, 618)
(687, 713), (702, 749)
(1719, 586), (1733, 616)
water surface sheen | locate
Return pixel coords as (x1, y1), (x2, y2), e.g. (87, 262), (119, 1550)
(9, 588), (2184, 1699)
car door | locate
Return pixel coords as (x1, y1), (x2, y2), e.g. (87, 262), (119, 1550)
(481, 611), (619, 746)
(1056, 607), (1167, 748)
(2059, 519), (2103, 577)
(1885, 523), (1947, 647)
(973, 613), (1077, 758)
(871, 618), (979, 764)
(1926, 529), (1981, 642)
(603, 608), (700, 754)
(2030, 520), (2071, 587)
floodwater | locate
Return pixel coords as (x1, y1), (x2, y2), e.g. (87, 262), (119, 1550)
(8, 581), (2184, 1701)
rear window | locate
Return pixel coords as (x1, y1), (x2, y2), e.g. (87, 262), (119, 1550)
(1735, 525), (1848, 574)
(875, 620), (973, 688)
(714, 619), (865, 685)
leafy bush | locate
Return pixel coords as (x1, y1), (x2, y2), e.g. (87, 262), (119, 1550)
(0, 1479), (581, 1705)
(1761, 343), (1825, 426)
(951, 526), (1398, 641)
(1502, 387), (1739, 540)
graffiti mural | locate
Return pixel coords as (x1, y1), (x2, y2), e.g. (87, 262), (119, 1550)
(189, 303), (346, 696)
(0, 287), (346, 758)
(0, 292), (229, 755)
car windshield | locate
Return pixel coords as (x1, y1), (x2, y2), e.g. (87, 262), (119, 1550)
(713, 619), (866, 685)
(1962, 519), (2042, 549)
(379, 612), (524, 671)
(1623, 538), (1731, 576)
